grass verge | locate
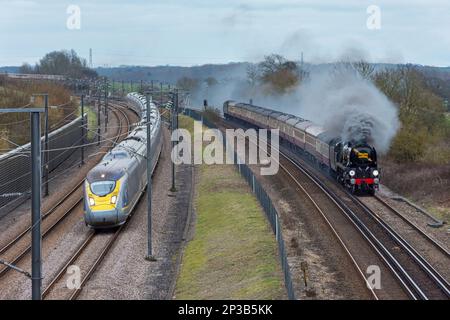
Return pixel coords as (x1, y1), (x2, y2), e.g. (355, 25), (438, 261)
(174, 115), (286, 300)
(77, 104), (97, 141)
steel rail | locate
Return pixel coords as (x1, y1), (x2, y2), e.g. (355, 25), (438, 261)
(68, 225), (125, 300)
(373, 195), (450, 257)
(0, 105), (126, 279)
(351, 195), (450, 298)
(270, 131), (448, 299)
(0, 179), (84, 255)
(42, 231), (95, 298)
(221, 121), (379, 300)
(222, 118), (448, 299)
(0, 199), (83, 277)
(43, 102), (136, 300)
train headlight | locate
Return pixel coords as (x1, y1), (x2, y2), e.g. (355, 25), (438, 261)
(372, 170), (379, 177)
(349, 170), (355, 177)
(89, 197), (95, 206)
(110, 195), (117, 204)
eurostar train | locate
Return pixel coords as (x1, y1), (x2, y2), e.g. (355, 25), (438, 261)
(223, 101), (379, 195)
(84, 93), (162, 228)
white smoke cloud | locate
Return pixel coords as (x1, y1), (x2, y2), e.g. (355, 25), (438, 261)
(294, 69), (400, 153)
(194, 64), (400, 154)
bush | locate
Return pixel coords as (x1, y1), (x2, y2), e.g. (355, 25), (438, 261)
(388, 128), (428, 162)
(376, 65), (450, 164)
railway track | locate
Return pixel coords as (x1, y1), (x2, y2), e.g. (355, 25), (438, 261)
(43, 101), (146, 300)
(371, 195), (450, 258)
(288, 156), (450, 300)
(275, 150), (382, 299)
(42, 224), (125, 300)
(344, 193), (450, 299)
(219, 120), (381, 299)
(0, 103), (132, 284)
(221, 118), (450, 300)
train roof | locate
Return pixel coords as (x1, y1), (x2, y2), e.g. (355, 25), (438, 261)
(269, 111), (284, 119)
(277, 114), (295, 122)
(286, 117), (305, 126)
(242, 104), (259, 111)
(87, 158), (129, 183)
(86, 92), (160, 183)
(294, 120), (314, 130)
(258, 108), (273, 116)
(317, 131), (338, 144)
(305, 125), (326, 137)
(227, 101), (334, 136)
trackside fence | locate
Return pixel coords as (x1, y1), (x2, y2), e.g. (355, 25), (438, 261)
(0, 114), (87, 217)
(183, 108), (296, 300)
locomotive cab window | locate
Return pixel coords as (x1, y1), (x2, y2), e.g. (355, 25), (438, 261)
(90, 181), (116, 196)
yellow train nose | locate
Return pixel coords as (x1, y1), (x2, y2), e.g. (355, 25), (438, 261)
(87, 180), (121, 211)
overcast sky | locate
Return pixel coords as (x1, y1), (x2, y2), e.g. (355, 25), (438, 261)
(1, 0), (450, 67)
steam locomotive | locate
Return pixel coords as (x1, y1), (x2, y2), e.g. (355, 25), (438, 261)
(223, 101), (379, 195)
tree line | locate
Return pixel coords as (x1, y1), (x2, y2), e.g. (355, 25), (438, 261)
(176, 54), (450, 164)
(20, 49), (97, 79)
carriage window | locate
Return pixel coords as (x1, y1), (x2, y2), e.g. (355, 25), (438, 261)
(294, 130), (304, 139)
(306, 135), (315, 145)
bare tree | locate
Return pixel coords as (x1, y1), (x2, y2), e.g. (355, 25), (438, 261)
(204, 77), (218, 87)
(352, 60), (375, 80)
(21, 50), (97, 78)
(257, 54), (299, 94)
(19, 63), (35, 74)
(246, 64), (259, 87)
(176, 76), (200, 92)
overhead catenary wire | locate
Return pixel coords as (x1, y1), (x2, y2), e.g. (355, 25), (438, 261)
(0, 119), (124, 194)
(0, 117), (87, 154)
(0, 117), (124, 190)
(0, 122), (133, 154)
(0, 95), (155, 217)
(0, 118), (30, 126)
(0, 135), (86, 190)
(0, 118), (153, 190)
(49, 109), (79, 130)
(9, 117), (156, 154)
(0, 100), (76, 129)
(0, 115), (85, 214)
(0, 103), (137, 254)
(0, 103), (33, 126)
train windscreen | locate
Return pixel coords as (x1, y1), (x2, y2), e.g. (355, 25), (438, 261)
(90, 181), (116, 196)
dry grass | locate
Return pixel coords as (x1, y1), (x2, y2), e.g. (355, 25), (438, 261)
(380, 158), (450, 221)
(175, 115), (286, 300)
(175, 164), (286, 299)
(381, 113), (450, 221)
(0, 77), (77, 148)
